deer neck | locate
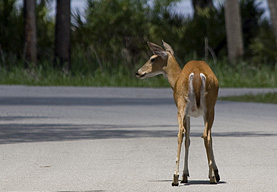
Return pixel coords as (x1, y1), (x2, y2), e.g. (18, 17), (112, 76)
(163, 55), (181, 89)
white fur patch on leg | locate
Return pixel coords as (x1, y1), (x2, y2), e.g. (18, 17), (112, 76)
(189, 73), (194, 94)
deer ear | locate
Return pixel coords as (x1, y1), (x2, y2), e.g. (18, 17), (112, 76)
(162, 40), (174, 55)
(147, 42), (168, 59)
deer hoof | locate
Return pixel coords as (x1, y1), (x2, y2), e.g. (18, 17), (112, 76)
(210, 176), (217, 184)
(172, 174), (179, 186)
(214, 170), (220, 182)
(181, 174), (188, 183)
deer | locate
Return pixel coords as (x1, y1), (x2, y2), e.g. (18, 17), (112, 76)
(136, 41), (220, 186)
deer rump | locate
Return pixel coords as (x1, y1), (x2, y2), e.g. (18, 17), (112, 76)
(186, 72), (206, 118)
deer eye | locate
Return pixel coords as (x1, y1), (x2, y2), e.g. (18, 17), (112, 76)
(150, 58), (156, 63)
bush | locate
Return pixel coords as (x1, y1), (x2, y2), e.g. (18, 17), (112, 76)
(0, 0), (276, 88)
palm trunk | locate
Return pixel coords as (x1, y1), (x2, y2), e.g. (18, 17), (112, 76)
(54, 0), (71, 71)
(268, 0), (277, 45)
(224, 0), (244, 62)
(24, 0), (37, 67)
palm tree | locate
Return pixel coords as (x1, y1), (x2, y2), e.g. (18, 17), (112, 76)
(23, 0), (37, 67)
(224, 0), (244, 62)
(268, 0), (277, 45)
(192, 0), (214, 16)
(54, 0), (71, 71)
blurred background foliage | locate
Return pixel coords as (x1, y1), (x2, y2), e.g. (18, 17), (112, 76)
(72, 0), (277, 75)
(0, 0), (276, 86)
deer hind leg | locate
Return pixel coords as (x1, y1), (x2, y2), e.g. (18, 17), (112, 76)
(172, 107), (185, 186)
(181, 116), (190, 183)
(202, 110), (220, 184)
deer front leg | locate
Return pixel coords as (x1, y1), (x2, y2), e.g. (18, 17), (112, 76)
(181, 116), (190, 183)
(172, 108), (185, 186)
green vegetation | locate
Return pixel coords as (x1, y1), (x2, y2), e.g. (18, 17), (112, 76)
(219, 92), (277, 104)
(0, 0), (276, 87)
(0, 62), (169, 87)
(0, 59), (276, 87)
(211, 60), (277, 88)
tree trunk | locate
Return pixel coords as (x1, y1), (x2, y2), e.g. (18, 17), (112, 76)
(24, 0), (37, 67)
(54, 0), (71, 71)
(268, 0), (277, 45)
(192, 0), (214, 16)
(224, 0), (244, 62)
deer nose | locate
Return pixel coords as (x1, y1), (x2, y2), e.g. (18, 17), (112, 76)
(136, 72), (146, 79)
(135, 72), (141, 78)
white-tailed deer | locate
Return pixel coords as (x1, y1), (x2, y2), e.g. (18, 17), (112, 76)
(136, 41), (220, 186)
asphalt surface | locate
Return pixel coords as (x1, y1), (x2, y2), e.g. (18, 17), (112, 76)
(0, 86), (277, 192)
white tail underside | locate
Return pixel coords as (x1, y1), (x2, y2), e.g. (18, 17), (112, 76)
(187, 73), (206, 117)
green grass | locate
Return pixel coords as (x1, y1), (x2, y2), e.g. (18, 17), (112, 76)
(219, 92), (277, 104)
(0, 66), (169, 87)
(211, 60), (277, 88)
(0, 59), (277, 87)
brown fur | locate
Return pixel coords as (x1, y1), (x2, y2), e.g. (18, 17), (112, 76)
(136, 42), (220, 186)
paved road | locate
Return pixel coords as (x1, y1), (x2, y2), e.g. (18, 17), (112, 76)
(0, 86), (276, 192)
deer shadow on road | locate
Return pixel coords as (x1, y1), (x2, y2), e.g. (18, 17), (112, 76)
(149, 179), (227, 186)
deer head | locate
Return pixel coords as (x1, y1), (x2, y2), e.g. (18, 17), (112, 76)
(136, 41), (174, 79)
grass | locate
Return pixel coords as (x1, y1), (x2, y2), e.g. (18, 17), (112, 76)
(211, 60), (277, 88)
(219, 92), (277, 104)
(0, 59), (277, 88)
(0, 65), (169, 87)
